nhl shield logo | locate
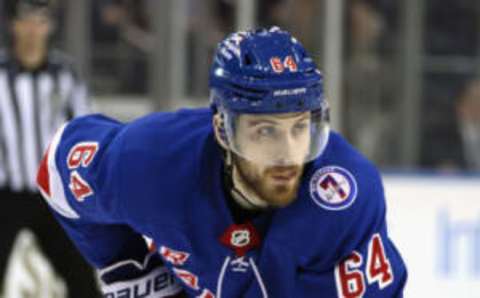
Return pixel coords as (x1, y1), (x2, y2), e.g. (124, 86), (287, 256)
(231, 230), (250, 248)
(309, 166), (358, 211)
(220, 222), (261, 257)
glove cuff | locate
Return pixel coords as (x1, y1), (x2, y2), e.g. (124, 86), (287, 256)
(99, 252), (183, 298)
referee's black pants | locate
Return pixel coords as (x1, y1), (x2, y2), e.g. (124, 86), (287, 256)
(0, 190), (100, 298)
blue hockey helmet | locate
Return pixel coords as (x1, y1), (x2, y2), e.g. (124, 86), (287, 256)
(210, 27), (330, 166)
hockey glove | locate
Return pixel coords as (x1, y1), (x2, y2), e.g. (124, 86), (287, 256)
(98, 252), (184, 298)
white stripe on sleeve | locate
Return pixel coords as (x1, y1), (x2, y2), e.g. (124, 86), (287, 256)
(43, 123), (80, 219)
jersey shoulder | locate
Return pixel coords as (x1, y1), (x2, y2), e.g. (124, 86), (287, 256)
(120, 107), (213, 156)
(103, 108), (215, 230)
(38, 108), (214, 232)
(117, 107), (213, 188)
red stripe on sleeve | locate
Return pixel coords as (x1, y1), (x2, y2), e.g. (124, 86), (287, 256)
(37, 145), (51, 198)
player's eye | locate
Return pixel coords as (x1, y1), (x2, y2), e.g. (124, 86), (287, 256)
(255, 126), (277, 139)
(292, 122), (309, 136)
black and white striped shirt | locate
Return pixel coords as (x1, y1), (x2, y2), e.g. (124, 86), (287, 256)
(0, 49), (90, 193)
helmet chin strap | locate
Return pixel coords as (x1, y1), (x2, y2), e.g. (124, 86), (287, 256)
(231, 166), (269, 210)
(224, 151), (269, 210)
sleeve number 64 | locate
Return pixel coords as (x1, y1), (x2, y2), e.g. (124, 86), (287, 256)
(67, 142), (98, 202)
(335, 234), (394, 298)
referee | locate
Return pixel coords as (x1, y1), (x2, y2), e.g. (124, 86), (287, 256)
(0, 0), (99, 297)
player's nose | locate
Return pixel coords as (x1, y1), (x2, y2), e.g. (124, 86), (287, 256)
(273, 135), (299, 165)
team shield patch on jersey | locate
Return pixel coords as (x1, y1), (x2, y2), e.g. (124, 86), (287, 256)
(309, 166), (358, 211)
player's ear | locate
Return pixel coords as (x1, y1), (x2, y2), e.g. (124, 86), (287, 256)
(213, 113), (229, 150)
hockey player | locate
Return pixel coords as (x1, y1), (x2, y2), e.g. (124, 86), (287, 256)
(37, 27), (407, 297)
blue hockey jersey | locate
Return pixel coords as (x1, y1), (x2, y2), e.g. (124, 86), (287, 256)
(37, 108), (407, 297)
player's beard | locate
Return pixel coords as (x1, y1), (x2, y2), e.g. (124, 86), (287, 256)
(232, 154), (304, 207)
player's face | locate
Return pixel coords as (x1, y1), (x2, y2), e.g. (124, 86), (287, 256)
(232, 112), (311, 206)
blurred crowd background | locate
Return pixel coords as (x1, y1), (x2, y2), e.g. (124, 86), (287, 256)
(1, 0), (479, 173)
